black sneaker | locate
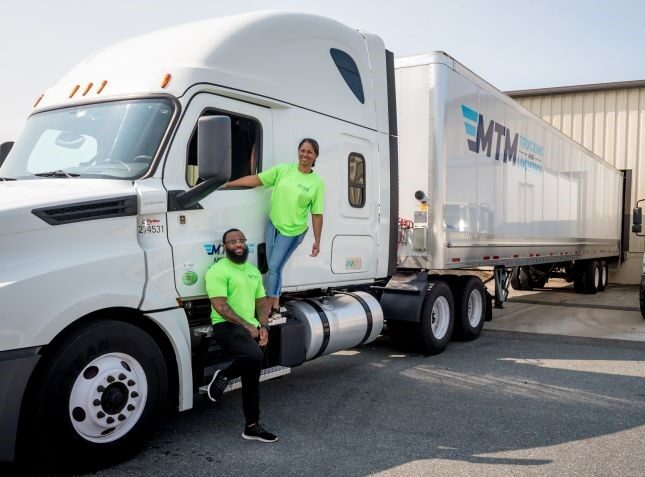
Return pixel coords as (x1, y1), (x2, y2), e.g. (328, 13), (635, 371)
(206, 369), (229, 402)
(242, 424), (278, 443)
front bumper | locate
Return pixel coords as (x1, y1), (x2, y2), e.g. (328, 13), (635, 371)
(0, 347), (40, 463)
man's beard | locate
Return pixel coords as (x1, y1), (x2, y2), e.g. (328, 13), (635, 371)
(226, 247), (249, 264)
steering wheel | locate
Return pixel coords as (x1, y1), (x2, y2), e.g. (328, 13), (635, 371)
(129, 155), (153, 164)
(82, 158), (132, 172)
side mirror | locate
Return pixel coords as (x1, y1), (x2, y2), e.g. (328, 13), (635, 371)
(198, 115), (231, 181)
(0, 141), (14, 167)
(171, 116), (232, 210)
(633, 207), (642, 234)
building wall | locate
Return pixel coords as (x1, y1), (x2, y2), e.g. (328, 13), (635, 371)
(511, 86), (645, 283)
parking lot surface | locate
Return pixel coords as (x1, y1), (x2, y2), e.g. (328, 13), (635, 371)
(6, 330), (645, 476)
(489, 281), (645, 342)
(4, 282), (645, 476)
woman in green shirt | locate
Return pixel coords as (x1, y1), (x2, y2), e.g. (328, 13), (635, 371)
(224, 138), (325, 315)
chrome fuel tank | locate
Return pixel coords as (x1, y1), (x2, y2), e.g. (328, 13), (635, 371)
(285, 291), (383, 361)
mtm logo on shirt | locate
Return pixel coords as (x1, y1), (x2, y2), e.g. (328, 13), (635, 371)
(297, 183), (310, 192)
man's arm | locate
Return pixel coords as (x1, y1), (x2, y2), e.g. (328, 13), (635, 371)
(256, 296), (270, 347)
(210, 297), (259, 338)
(256, 296), (270, 327)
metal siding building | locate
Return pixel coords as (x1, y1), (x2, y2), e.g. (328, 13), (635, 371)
(508, 81), (645, 283)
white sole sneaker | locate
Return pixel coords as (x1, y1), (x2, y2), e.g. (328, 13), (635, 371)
(207, 370), (225, 402)
(241, 432), (279, 443)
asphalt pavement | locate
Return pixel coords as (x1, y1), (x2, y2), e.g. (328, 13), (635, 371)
(7, 326), (645, 477)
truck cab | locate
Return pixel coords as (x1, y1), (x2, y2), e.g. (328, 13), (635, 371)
(0, 11), (395, 463)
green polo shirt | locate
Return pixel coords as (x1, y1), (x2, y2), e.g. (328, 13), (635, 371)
(205, 258), (265, 326)
(258, 163), (325, 236)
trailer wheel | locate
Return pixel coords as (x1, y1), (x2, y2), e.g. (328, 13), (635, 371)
(575, 260), (599, 294)
(451, 277), (486, 341)
(640, 278), (645, 320)
(510, 267), (534, 290)
(597, 261), (608, 292)
(510, 267), (521, 290)
(32, 320), (167, 464)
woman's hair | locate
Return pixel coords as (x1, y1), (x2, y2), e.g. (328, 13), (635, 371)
(298, 138), (319, 167)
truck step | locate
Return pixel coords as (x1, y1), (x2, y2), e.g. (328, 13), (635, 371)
(192, 325), (213, 337)
(199, 365), (291, 395)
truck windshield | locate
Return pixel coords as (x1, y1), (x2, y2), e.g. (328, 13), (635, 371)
(0, 98), (174, 180)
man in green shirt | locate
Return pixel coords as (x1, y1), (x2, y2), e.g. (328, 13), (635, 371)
(205, 228), (278, 443)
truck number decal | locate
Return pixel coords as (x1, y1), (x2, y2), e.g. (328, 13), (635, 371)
(138, 225), (164, 234)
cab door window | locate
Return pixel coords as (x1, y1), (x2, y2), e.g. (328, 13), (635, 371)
(186, 112), (261, 187)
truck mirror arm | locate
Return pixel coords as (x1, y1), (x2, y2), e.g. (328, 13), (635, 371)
(167, 177), (226, 211)
(0, 141), (14, 167)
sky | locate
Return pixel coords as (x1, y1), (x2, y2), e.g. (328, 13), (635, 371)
(1, 0), (644, 141)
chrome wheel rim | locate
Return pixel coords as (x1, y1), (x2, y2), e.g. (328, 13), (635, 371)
(69, 352), (148, 443)
(467, 289), (483, 327)
(594, 267), (600, 288)
(431, 296), (451, 339)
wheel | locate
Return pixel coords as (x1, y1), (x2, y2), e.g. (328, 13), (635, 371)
(418, 281), (454, 354)
(386, 281), (454, 355)
(640, 278), (645, 320)
(510, 267), (532, 290)
(129, 155), (153, 164)
(31, 320), (168, 464)
(450, 277), (486, 341)
(597, 261), (608, 292)
(518, 267), (533, 290)
(82, 159), (132, 172)
(510, 267), (522, 290)
(574, 260), (599, 294)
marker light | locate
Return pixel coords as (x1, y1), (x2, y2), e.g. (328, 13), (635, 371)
(69, 84), (80, 98)
(82, 82), (94, 96)
(96, 80), (108, 94)
(161, 73), (172, 88)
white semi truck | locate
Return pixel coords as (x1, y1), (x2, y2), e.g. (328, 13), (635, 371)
(0, 11), (626, 463)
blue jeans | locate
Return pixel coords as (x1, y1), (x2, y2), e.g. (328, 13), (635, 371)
(265, 220), (306, 298)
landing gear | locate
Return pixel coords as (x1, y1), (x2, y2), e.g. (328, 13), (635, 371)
(493, 266), (511, 309)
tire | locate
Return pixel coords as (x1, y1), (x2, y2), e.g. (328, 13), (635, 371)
(589, 261), (601, 293)
(418, 281), (454, 354)
(451, 276), (486, 341)
(574, 260), (599, 294)
(510, 267), (532, 290)
(32, 320), (168, 464)
(510, 267), (522, 290)
(597, 261), (608, 292)
(386, 281), (454, 355)
(640, 278), (645, 320)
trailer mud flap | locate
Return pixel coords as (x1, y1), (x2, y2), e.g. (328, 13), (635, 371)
(379, 272), (428, 322)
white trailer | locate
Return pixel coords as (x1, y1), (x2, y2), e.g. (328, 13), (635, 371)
(0, 12), (627, 464)
(394, 53), (624, 303)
